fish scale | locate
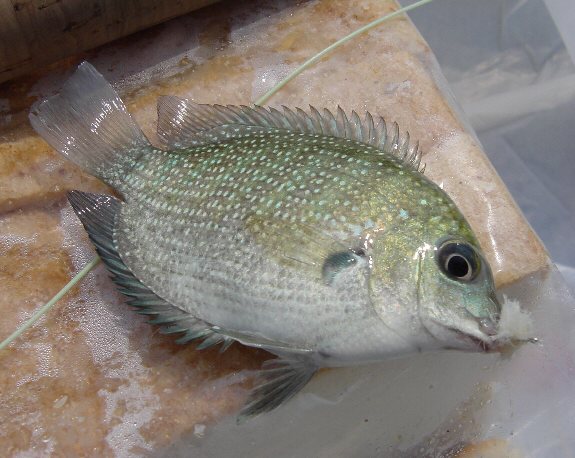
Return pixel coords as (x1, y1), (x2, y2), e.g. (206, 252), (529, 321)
(114, 130), (466, 355)
(30, 61), (505, 419)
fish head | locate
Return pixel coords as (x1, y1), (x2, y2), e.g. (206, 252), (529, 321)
(416, 235), (501, 352)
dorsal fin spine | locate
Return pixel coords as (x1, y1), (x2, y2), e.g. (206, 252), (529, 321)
(267, 107), (287, 130)
(321, 108), (337, 137)
(308, 106), (324, 134)
(156, 96), (424, 172)
(336, 106), (348, 140)
(349, 111), (362, 142)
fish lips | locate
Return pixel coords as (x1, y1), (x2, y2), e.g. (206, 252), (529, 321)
(449, 328), (494, 353)
(427, 321), (496, 353)
(426, 311), (500, 353)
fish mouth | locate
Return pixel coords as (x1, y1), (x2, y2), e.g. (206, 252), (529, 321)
(445, 327), (494, 353)
(455, 330), (493, 352)
(446, 314), (500, 353)
(420, 315), (495, 353)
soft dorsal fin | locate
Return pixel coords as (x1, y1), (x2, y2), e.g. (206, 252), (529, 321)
(156, 96), (424, 173)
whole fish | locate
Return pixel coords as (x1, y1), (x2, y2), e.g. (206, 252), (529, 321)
(30, 62), (505, 419)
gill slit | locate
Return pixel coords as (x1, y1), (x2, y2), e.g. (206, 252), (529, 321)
(415, 248), (436, 349)
(366, 272), (413, 348)
(360, 217), (416, 349)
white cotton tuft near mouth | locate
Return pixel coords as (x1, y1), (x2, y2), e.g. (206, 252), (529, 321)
(495, 295), (534, 343)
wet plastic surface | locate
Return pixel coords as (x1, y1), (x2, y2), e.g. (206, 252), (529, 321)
(1, 0), (574, 456)
(160, 267), (575, 457)
(407, 1), (575, 455)
(406, 0), (575, 293)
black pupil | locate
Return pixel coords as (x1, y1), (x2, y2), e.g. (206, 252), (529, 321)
(447, 255), (469, 278)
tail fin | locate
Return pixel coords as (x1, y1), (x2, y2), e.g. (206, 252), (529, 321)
(29, 62), (150, 191)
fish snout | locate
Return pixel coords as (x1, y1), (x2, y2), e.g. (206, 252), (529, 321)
(477, 317), (498, 336)
(476, 293), (502, 341)
(470, 316), (500, 352)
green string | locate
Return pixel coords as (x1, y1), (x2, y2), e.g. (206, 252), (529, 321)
(254, 0), (435, 106)
(1, 0), (434, 351)
(0, 256), (101, 350)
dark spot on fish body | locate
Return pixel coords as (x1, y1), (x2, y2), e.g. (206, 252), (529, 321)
(322, 247), (370, 286)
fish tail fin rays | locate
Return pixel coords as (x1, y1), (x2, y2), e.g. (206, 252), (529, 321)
(66, 190), (233, 351)
(29, 62), (150, 191)
(238, 358), (317, 421)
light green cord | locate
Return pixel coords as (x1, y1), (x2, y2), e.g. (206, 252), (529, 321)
(0, 256), (101, 350)
(1, 0), (434, 351)
(254, 0), (435, 106)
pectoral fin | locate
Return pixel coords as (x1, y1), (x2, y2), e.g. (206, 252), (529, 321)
(239, 358), (318, 421)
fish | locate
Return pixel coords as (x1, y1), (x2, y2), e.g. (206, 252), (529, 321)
(29, 61), (508, 419)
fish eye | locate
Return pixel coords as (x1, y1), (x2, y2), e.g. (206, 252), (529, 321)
(436, 240), (480, 282)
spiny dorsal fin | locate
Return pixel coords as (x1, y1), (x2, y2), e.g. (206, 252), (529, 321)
(156, 96), (424, 173)
(66, 190), (233, 351)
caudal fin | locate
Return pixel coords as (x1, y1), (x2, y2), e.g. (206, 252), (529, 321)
(29, 62), (150, 191)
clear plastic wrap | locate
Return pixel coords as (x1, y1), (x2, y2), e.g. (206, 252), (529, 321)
(1, 0), (575, 456)
(407, 0), (575, 292)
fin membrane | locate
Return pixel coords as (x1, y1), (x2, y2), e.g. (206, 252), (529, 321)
(157, 96), (423, 172)
(67, 190), (232, 351)
(29, 62), (150, 191)
(239, 358), (318, 420)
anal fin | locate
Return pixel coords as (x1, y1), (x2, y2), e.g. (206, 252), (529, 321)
(67, 190), (233, 352)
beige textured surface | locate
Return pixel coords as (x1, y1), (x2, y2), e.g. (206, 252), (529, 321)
(0, 0), (219, 83)
(0, 0), (548, 455)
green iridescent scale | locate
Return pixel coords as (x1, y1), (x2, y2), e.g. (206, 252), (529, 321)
(119, 127), (472, 287)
